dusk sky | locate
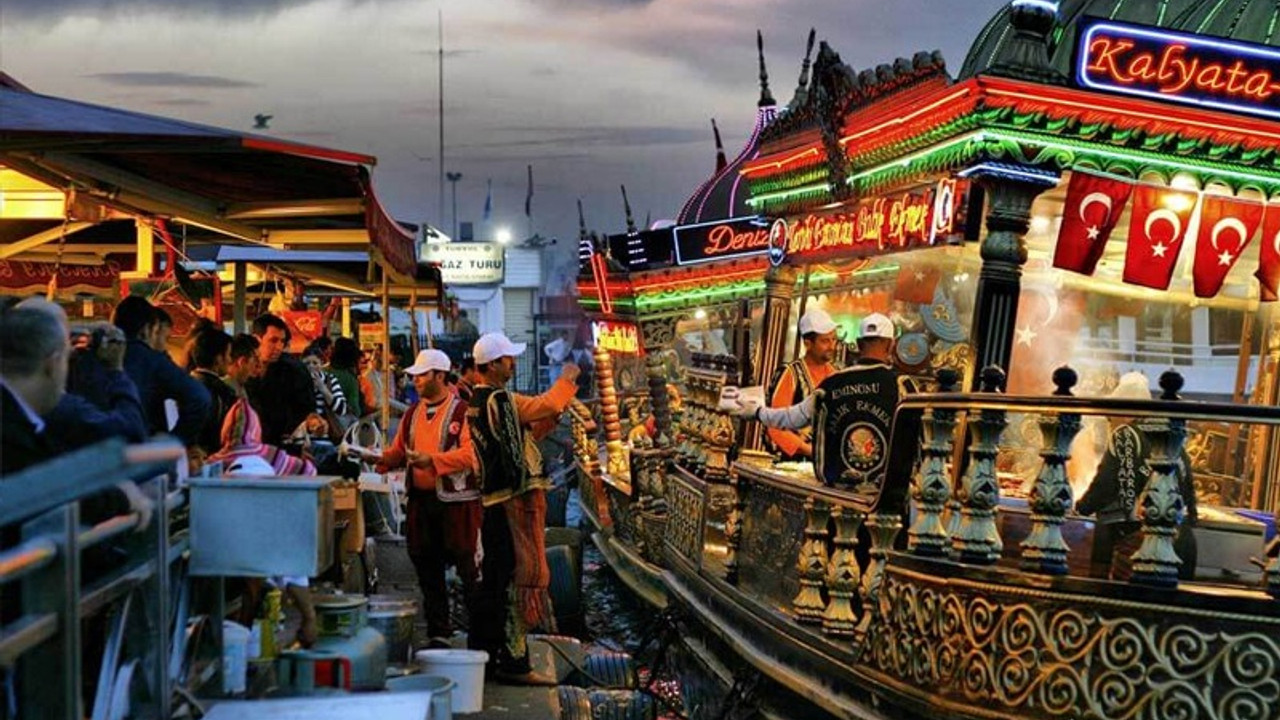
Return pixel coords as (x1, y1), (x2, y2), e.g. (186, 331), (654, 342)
(0, 0), (1009, 285)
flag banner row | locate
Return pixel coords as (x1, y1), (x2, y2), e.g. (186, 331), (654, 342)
(1052, 171), (1280, 300)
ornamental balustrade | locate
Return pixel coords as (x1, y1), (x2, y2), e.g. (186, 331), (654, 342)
(663, 364), (1280, 720)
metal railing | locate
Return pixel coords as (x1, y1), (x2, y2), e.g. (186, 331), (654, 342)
(0, 439), (187, 720)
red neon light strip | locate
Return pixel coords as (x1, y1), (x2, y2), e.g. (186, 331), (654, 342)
(590, 253), (613, 314)
(980, 76), (1280, 145)
(838, 85), (975, 147)
(741, 146), (823, 177)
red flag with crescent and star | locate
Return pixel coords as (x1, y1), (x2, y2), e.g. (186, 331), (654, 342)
(1256, 204), (1280, 302)
(1122, 185), (1198, 290)
(1193, 195), (1263, 298)
(1053, 172), (1133, 276)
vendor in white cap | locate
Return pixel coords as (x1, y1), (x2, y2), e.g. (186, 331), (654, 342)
(738, 313), (919, 503)
(764, 307), (839, 460)
(466, 332), (580, 685)
(360, 348), (482, 648)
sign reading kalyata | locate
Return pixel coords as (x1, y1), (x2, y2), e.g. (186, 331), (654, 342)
(420, 242), (504, 284)
(771, 178), (965, 266)
(672, 216), (770, 265)
(592, 320), (640, 354)
(1077, 17), (1280, 120)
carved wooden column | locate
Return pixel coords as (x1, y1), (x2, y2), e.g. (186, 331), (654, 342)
(908, 368), (961, 557)
(792, 497), (829, 624)
(641, 317), (677, 445)
(968, 175), (1055, 389)
(953, 366), (1009, 564)
(822, 507), (863, 639)
(743, 264), (798, 451)
(1131, 371), (1190, 588)
(1021, 367), (1082, 575)
(858, 512), (900, 633)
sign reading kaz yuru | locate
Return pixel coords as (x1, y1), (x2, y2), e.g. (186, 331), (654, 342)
(672, 216), (770, 265)
(421, 242), (504, 284)
(1077, 17), (1280, 120)
(771, 179), (965, 266)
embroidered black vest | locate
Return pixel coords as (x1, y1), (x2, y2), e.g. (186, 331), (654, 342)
(468, 384), (526, 503)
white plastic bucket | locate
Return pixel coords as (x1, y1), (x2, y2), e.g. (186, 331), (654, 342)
(415, 649), (488, 713)
(221, 621), (251, 695)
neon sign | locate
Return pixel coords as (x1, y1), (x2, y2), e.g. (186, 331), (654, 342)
(592, 320), (640, 354)
(1077, 18), (1280, 120)
(773, 179), (964, 265)
(672, 216), (769, 265)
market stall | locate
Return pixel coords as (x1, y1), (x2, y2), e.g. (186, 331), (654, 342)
(583, 5), (1280, 719)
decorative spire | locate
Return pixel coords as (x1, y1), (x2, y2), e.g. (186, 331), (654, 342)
(621, 184), (637, 234)
(792, 28), (816, 108)
(757, 30), (776, 108)
(988, 0), (1067, 85)
(577, 198), (588, 242)
(712, 118), (727, 173)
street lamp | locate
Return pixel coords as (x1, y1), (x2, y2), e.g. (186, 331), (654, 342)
(495, 227), (513, 245)
(446, 171), (463, 240)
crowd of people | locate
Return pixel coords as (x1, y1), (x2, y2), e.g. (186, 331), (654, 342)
(1, 294), (580, 687)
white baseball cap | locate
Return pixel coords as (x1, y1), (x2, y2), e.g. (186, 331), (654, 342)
(798, 308), (838, 336)
(858, 313), (896, 340)
(405, 348), (452, 376)
(473, 332), (527, 365)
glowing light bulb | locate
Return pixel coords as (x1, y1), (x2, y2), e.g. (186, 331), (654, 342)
(495, 227), (513, 244)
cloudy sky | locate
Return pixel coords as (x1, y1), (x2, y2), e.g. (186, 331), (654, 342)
(0, 0), (1009, 280)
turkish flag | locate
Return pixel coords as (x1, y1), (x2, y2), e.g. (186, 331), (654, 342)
(1053, 172), (1133, 275)
(1193, 195), (1264, 298)
(1122, 186), (1198, 290)
(1257, 204), (1280, 302)
(893, 262), (941, 304)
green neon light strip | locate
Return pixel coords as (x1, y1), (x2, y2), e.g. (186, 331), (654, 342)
(982, 128), (1280, 186)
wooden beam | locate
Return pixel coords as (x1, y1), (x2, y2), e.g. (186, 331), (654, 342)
(0, 222), (94, 260)
(233, 263), (247, 334)
(131, 219), (155, 276)
(223, 198), (364, 220)
(6, 154), (265, 245)
(267, 229), (368, 247)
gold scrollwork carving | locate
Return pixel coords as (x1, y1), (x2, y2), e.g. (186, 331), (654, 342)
(863, 572), (1280, 720)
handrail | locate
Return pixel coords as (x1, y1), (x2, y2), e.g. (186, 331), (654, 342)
(894, 392), (1280, 426)
(77, 513), (141, 551)
(0, 538), (58, 586)
(0, 439), (184, 527)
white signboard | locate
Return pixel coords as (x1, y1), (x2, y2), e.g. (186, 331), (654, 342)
(421, 242), (504, 285)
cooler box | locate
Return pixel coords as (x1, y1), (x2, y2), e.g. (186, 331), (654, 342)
(189, 477), (335, 577)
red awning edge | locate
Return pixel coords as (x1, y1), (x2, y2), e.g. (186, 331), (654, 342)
(361, 171), (418, 281)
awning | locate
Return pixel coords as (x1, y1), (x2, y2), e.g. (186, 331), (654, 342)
(0, 82), (420, 282)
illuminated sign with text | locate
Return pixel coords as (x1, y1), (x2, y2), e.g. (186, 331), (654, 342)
(592, 320), (640, 354)
(1077, 18), (1280, 120)
(773, 179), (965, 265)
(672, 216), (769, 265)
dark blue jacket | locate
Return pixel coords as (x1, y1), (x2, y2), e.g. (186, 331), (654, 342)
(47, 365), (148, 451)
(122, 338), (211, 445)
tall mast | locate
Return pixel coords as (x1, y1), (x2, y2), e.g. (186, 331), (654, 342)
(438, 9), (446, 234)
